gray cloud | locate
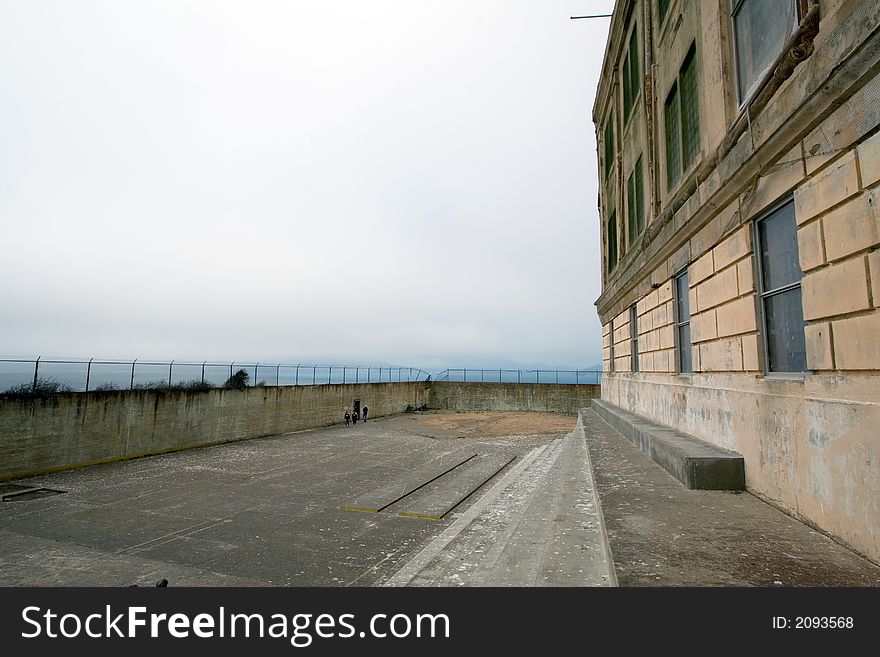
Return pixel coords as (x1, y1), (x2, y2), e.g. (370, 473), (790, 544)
(0, 0), (613, 368)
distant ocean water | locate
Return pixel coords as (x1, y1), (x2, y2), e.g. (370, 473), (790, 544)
(0, 360), (601, 392)
(0, 361), (432, 392)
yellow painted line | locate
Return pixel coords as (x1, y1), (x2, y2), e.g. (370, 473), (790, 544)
(338, 506), (379, 513)
(397, 512), (442, 520)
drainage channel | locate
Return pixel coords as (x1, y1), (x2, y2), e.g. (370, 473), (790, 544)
(0, 483), (66, 502)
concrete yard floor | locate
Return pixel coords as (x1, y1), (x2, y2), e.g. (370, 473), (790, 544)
(0, 411), (568, 587)
(1, 409), (878, 587)
(582, 410), (880, 586)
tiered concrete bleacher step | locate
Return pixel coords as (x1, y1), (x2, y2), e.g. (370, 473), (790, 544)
(391, 453), (516, 520)
(385, 419), (615, 587)
(590, 399), (744, 491)
(339, 450), (477, 512)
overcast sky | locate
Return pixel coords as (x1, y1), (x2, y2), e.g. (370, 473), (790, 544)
(0, 0), (614, 369)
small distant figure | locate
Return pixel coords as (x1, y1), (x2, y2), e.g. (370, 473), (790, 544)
(352, 410), (359, 425)
(344, 410), (350, 426)
(362, 405), (369, 422)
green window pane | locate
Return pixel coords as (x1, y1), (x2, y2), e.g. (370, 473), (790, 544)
(604, 117), (614, 180)
(680, 46), (700, 169)
(665, 83), (681, 189)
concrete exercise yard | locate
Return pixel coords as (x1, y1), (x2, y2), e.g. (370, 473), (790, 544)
(1, 409), (878, 587)
(0, 411), (579, 587)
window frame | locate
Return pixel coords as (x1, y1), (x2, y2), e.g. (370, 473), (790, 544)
(630, 305), (640, 373)
(607, 209), (618, 275)
(604, 113), (615, 182)
(658, 0), (672, 29)
(753, 197), (807, 375)
(664, 44), (700, 193)
(622, 23), (640, 126)
(730, 0), (801, 106)
(626, 155), (645, 248)
(673, 269), (693, 374)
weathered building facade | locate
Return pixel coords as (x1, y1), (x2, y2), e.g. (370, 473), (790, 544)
(593, 0), (879, 563)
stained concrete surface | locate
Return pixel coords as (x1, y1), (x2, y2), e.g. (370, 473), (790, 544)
(1, 409), (878, 587)
(582, 409), (880, 586)
(0, 411), (567, 587)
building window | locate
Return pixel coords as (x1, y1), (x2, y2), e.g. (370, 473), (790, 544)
(622, 25), (640, 123)
(627, 156), (644, 247)
(630, 305), (639, 372)
(604, 115), (615, 181)
(658, 0), (671, 26)
(755, 199), (806, 372)
(607, 210), (618, 274)
(732, 0), (798, 103)
(664, 44), (699, 191)
(674, 270), (693, 373)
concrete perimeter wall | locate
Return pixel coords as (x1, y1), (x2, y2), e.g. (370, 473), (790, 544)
(427, 382), (599, 414)
(0, 382), (428, 481)
(0, 382), (597, 481)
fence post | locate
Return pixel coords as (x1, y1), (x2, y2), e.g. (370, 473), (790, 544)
(343, 366), (346, 385)
(356, 367), (359, 384)
(328, 366), (332, 384)
(576, 370), (580, 384)
(276, 364), (280, 387)
(230, 362), (234, 381)
(556, 370), (559, 384)
(131, 359), (137, 390)
(202, 361), (207, 384)
(295, 364), (300, 386)
(517, 369), (521, 383)
(379, 367), (382, 382)
(255, 363), (259, 384)
(85, 357), (93, 392)
(169, 360), (174, 385)
(313, 365), (317, 385)
(32, 356), (40, 390)
(367, 368), (371, 383)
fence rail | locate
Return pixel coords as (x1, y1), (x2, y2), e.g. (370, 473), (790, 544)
(0, 358), (602, 393)
(433, 368), (601, 385)
(0, 358), (431, 393)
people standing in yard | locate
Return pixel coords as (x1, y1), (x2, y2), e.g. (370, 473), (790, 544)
(362, 405), (369, 422)
(344, 410), (350, 426)
(352, 409), (359, 425)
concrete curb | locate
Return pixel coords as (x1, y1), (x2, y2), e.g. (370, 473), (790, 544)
(575, 410), (618, 587)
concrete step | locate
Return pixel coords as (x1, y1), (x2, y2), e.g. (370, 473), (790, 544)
(384, 421), (615, 587)
(472, 423), (612, 586)
(590, 399), (745, 490)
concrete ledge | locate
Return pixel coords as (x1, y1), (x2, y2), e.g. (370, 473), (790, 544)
(589, 399), (745, 490)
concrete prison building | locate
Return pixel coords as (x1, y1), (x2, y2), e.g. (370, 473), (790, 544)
(593, 0), (879, 564)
